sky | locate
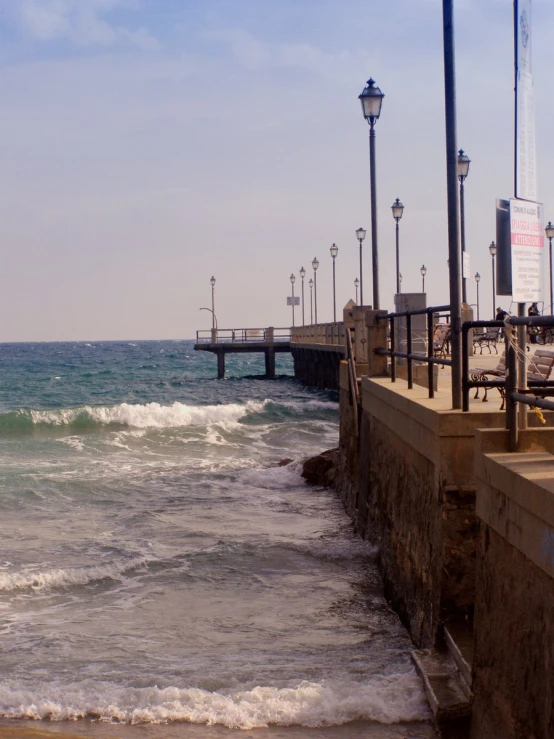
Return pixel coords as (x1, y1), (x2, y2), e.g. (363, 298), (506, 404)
(1, 0), (554, 341)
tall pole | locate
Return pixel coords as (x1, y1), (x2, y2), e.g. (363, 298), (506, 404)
(395, 220), (400, 294)
(459, 176), (467, 303)
(309, 280), (314, 324)
(359, 237), (364, 305)
(290, 275), (296, 327)
(475, 273), (480, 320)
(332, 258), (336, 321)
(550, 236), (553, 314)
(492, 252), (496, 318)
(300, 269), (306, 326)
(210, 276), (216, 329)
(314, 270), (318, 325)
(369, 121), (380, 309)
(442, 0), (462, 409)
(355, 278), (359, 305)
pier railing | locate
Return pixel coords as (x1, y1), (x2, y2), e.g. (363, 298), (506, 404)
(375, 305), (452, 398)
(195, 327), (291, 344)
(291, 322), (346, 346)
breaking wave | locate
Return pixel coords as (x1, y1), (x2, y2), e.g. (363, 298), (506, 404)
(0, 675), (429, 728)
(0, 400), (269, 434)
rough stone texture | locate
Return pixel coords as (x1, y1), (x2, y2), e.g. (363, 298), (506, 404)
(471, 525), (554, 739)
(337, 363), (360, 520)
(359, 414), (443, 646)
(291, 346), (342, 390)
(301, 448), (339, 487)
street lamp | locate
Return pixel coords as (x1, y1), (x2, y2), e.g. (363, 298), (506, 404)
(391, 198), (404, 294)
(489, 241), (497, 319)
(355, 227), (366, 306)
(421, 265), (427, 293)
(312, 257), (319, 325)
(354, 277), (359, 304)
(546, 221), (554, 313)
(330, 243), (338, 322)
(457, 149), (471, 304)
(475, 272), (481, 320)
(299, 267), (306, 326)
(359, 78), (384, 309)
(309, 278), (314, 324)
(210, 276), (216, 329)
(290, 273), (296, 327)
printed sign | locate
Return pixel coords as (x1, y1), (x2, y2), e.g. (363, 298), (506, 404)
(462, 252), (471, 279)
(510, 198), (543, 302)
(515, 0), (537, 202)
(286, 297), (300, 306)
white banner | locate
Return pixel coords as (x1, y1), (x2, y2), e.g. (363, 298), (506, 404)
(515, 0), (537, 201)
(462, 251), (471, 279)
(510, 198), (543, 302)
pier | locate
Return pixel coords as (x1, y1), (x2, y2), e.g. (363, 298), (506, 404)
(194, 327), (290, 379)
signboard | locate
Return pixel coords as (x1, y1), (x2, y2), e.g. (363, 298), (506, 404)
(515, 0), (537, 201)
(462, 251), (471, 279)
(286, 297), (300, 306)
(510, 197), (543, 302)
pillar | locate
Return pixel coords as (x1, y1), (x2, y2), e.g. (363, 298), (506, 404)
(265, 347), (276, 379)
(217, 351), (225, 380)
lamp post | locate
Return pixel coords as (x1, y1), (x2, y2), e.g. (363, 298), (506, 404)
(312, 257), (319, 325)
(330, 243), (338, 322)
(489, 241), (497, 319)
(421, 264), (427, 293)
(391, 198), (404, 294)
(299, 267), (306, 326)
(546, 222), (554, 313)
(355, 227), (366, 306)
(290, 273), (296, 327)
(475, 272), (481, 320)
(309, 278), (314, 324)
(210, 276), (216, 329)
(457, 149), (471, 304)
(359, 78), (384, 309)
(354, 277), (359, 304)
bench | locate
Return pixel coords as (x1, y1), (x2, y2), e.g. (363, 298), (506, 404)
(433, 323), (451, 359)
(473, 327), (501, 354)
(471, 348), (554, 409)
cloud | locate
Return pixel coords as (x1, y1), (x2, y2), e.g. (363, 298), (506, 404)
(6, 0), (159, 50)
(204, 28), (268, 69)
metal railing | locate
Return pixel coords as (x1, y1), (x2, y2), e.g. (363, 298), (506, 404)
(375, 305), (452, 398)
(195, 327), (291, 344)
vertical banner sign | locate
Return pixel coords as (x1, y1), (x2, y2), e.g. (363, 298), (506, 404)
(510, 198), (543, 302)
(515, 0), (537, 201)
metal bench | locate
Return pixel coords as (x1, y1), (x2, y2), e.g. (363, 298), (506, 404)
(473, 327), (501, 354)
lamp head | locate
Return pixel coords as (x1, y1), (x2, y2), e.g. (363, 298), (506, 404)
(358, 78), (384, 123)
(420, 265), (427, 277)
(489, 241), (497, 257)
(475, 272), (481, 283)
(299, 266), (306, 279)
(312, 257), (319, 271)
(290, 273), (295, 284)
(210, 276), (216, 287)
(355, 227), (366, 242)
(391, 198), (404, 221)
(330, 243), (338, 259)
(545, 221), (554, 240)
(354, 277), (359, 287)
(457, 149), (471, 180)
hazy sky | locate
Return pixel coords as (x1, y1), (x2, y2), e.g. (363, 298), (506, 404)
(1, 0), (553, 341)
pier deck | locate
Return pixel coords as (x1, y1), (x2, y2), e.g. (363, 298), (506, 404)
(194, 327), (291, 379)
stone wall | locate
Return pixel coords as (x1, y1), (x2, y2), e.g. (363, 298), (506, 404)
(471, 436), (554, 738)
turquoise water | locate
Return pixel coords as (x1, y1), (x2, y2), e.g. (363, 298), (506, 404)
(0, 341), (434, 738)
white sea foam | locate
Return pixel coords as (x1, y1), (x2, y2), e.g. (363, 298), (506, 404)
(29, 400), (268, 430)
(0, 674), (429, 728)
(0, 556), (153, 593)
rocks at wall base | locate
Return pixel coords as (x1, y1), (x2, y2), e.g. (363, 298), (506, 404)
(301, 448), (339, 487)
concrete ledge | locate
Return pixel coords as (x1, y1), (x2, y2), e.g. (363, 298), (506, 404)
(476, 450), (554, 577)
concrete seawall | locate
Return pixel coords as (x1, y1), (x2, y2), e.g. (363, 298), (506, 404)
(295, 308), (554, 737)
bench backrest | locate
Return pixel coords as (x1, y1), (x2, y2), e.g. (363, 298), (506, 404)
(528, 349), (554, 382)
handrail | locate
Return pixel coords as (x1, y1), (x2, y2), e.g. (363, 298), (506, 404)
(345, 328), (359, 430)
(195, 327), (291, 344)
(375, 304), (452, 397)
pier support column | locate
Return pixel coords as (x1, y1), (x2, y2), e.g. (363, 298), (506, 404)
(265, 347), (276, 379)
(217, 351), (225, 380)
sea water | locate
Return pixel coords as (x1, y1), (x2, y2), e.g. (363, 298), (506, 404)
(0, 341), (435, 739)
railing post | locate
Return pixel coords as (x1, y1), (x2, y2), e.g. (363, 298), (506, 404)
(427, 310), (434, 398)
(506, 327), (518, 451)
(462, 321), (469, 411)
(266, 327), (274, 343)
(390, 316), (396, 382)
(407, 313), (413, 389)
(211, 328), (217, 344)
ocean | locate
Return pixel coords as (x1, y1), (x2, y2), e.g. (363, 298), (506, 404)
(0, 341), (435, 739)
